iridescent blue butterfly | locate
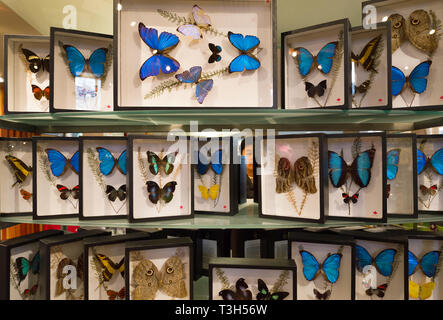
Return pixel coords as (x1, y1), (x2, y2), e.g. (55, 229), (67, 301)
(62, 45), (108, 78)
(355, 245), (397, 277)
(387, 149), (400, 180)
(175, 66), (213, 104)
(228, 31), (260, 73)
(138, 23), (180, 80)
(291, 42), (338, 77)
(300, 250), (342, 284)
(96, 147), (127, 176)
(45, 149), (79, 177)
(328, 149), (375, 188)
(408, 250), (440, 278)
(417, 148), (443, 175)
(197, 149), (223, 175)
(392, 61), (432, 96)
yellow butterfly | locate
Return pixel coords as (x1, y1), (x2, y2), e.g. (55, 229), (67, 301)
(409, 280), (435, 300)
(198, 185), (219, 200)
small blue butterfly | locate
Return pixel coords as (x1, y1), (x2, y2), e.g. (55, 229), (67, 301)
(355, 245), (397, 277)
(197, 149), (223, 175)
(175, 66), (213, 104)
(228, 31), (260, 73)
(387, 149), (400, 180)
(300, 250), (342, 284)
(138, 23), (180, 80)
(392, 61), (432, 96)
(292, 42), (338, 77)
(96, 147), (127, 176)
(417, 148), (443, 175)
(408, 250), (440, 278)
(45, 149), (79, 177)
(63, 45), (108, 78)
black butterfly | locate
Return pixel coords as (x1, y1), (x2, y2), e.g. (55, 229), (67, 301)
(313, 288), (331, 300)
(305, 80), (327, 98)
(365, 283), (387, 298)
(56, 185), (79, 200)
(105, 185), (127, 202)
(342, 192), (359, 204)
(146, 181), (177, 204)
(219, 278), (252, 300)
(21, 48), (50, 73)
(208, 43), (222, 64)
(352, 80), (371, 95)
(256, 279), (289, 300)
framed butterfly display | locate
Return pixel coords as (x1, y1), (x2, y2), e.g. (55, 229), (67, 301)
(258, 134), (326, 223)
(49, 27), (113, 112)
(386, 134), (418, 217)
(327, 133), (386, 222)
(362, 0), (443, 109)
(0, 230), (63, 300)
(289, 232), (354, 300)
(128, 136), (193, 222)
(3, 35), (51, 114)
(350, 24), (392, 109)
(0, 138), (33, 216)
(281, 19), (350, 109)
(209, 257), (296, 300)
(416, 135), (443, 214)
(79, 137), (128, 219)
(126, 237), (193, 300)
(32, 137), (80, 219)
(115, 0), (276, 109)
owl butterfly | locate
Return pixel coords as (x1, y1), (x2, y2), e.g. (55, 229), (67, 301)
(158, 256), (187, 299)
(132, 259), (160, 300)
(294, 156), (317, 194)
(276, 157), (291, 193)
(55, 254), (83, 297)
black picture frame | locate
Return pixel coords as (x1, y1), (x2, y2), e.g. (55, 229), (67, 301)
(78, 136), (128, 220)
(281, 18), (351, 110)
(49, 27), (113, 113)
(124, 237), (194, 300)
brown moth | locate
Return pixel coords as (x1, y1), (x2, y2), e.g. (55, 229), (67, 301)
(132, 259), (159, 300)
(388, 13), (406, 53)
(276, 157), (292, 193)
(406, 9), (439, 56)
(294, 156), (317, 194)
(159, 256), (187, 298)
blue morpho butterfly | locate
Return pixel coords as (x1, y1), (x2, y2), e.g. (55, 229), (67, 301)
(175, 66), (213, 104)
(392, 61), (432, 96)
(355, 245), (397, 277)
(197, 149), (223, 175)
(417, 148), (443, 175)
(328, 148), (375, 188)
(45, 149), (79, 177)
(96, 147), (127, 176)
(291, 42), (338, 77)
(16, 252), (40, 284)
(138, 23), (180, 80)
(387, 149), (400, 180)
(408, 250), (440, 278)
(227, 31), (260, 73)
(299, 250), (342, 284)
(62, 45), (108, 78)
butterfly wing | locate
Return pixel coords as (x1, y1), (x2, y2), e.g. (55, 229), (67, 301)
(409, 280), (419, 299)
(392, 66), (406, 96)
(106, 185), (118, 202)
(408, 251), (419, 276)
(299, 250), (320, 281)
(31, 251), (40, 274)
(256, 279), (270, 300)
(177, 25), (202, 40)
(117, 150), (127, 175)
(211, 149), (223, 175)
(316, 79), (327, 97)
(386, 149), (400, 180)
(293, 47), (314, 77)
(72, 185), (80, 200)
(63, 45), (86, 77)
(147, 151), (161, 175)
(328, 151), (348, 188)
(322, 253), (342, 284)
(88, 48), (108, 78)
(96, 147), (117, 176)
(374, 249), (397, 277)
(316, 42), (338, 74)
(45, 149), (68, 177)
(198, 185), (209, 200)
(229, 54), (260, 73)
(197, 152), (210, 175)
(430, 148), (443, 175)
(176, 66), (202, 83)
(355, 245), (373, 273)
(406, 10), (439, 56)
(420, 251), (440, 278)
(15, 257), (30, 283)
(146, 181), (161, 204)
(408, 61), (432, 94)
(228, 32), (260, 52)
(43, 86), (50, 100)
(350, 148), (375, 188)
(161, 181), (177, 203)
(417, 149), (427, 175)
(140, 55), (180, 80)
(162, 152), (177, 175)
(389, 14), (406, 53)
(420, 281), (436, 300)
(305, 82), (315, 98)
(196, 79), (213, 104)
(69, 151), (80, 174)
(117, 185), (127, 201)
(95, 253), (117, 281)
(208, 185), (220, 200)
(219, 289), (236, 300)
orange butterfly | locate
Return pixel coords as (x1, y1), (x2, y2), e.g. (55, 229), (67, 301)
(20, 189), (32, 200)
(31, 85), (49, 100)
(107, 288), (125, 300)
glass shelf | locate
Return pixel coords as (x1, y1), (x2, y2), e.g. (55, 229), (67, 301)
(1, 202), (442, 229)
(1, 109), (442, 133)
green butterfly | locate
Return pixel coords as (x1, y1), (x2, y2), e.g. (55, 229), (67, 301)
(147, 151), (177, 176)
(16, 252), (40, 284)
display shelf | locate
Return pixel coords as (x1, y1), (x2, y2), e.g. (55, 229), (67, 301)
(0, 202), (442, 230)
(0, 109), (442, 133)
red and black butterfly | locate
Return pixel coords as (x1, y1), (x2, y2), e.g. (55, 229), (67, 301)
(219, 278), (252, 300)
(256, 279), (289, 300)
(365, 283), (387, 298)
(107, 288), (125, 300)
(23, 284), (38, 297)
(56, 185), (79, 200)
(420, 184), (438, 196)
(313, 288), (331, 300)
(342, 192), (359, 204)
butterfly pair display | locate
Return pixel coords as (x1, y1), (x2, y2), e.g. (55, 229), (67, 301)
(219, 278), (289, 301)
(276, 156), (317, 194)
(132, 256), (187, 300)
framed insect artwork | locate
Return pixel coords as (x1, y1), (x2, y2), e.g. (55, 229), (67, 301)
(257, 133), (327, 223)
(128, 136), (193, 222)
(208, 257), (297, 300)
(350, 23), (392, 109)
(114, 0), (276, 109)
(281, 19), (351, 109)
(125, 237), (194, 300)
(0, 138), (33, 216)
(79, 136), (128, 220)
(416, 135), (443, 214)
(0, 230), (63, 300)
(386, 134), (418, 217)
(288, 231), (355, 300)
(49, 27), (113, 112)
(39, 229), (111, 300)
(32, 137), (80, 219)
(362, 0), (443, 110)
(3, 35), (50, 114)
(326, 133), (387, 222)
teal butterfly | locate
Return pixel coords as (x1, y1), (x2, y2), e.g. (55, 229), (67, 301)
(16, 252), (40, 284)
